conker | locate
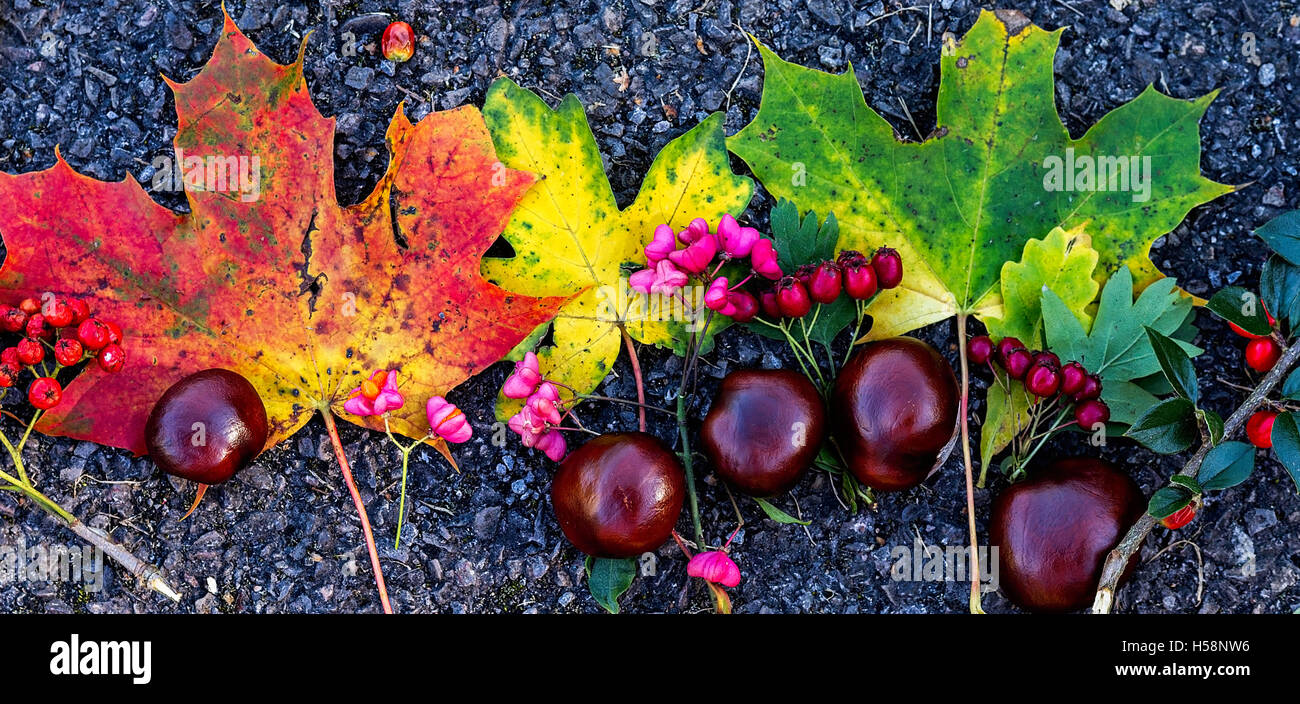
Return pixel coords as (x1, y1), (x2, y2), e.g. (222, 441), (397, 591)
(551, 432), (685, 558)
(990, 457), (1145, 613)
(830, 337), (958, 491)
(146, 369), (268, 487)
(701, 369), (825, 496)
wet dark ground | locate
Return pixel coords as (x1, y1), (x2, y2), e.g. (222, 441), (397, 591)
(0, 0), (1297, 613)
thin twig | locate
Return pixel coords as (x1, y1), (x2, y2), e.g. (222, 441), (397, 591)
(620, 326), (647, 432)
(955, 314), (984, 613)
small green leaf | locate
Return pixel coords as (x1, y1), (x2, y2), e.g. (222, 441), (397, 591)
(1169, 475), (1203, 495)
(1198, 441), (1255, 491)
(1260, 254), (1300, 336)
(1281, 368), (1300, 400)
(1144, 326), (1198, 403)
(754, 497), (811, 525)
(585, 556), (636, 614)
(1269, 412), (1300, 494)
(1125, 398), (1198, 454)
(1201, 409), (1224, 446)
(1147, 485), (1194, 519)
(1254, 209), (1300, 266)
(770, 199), (838, 269)
(1206, 287), (1272, 337)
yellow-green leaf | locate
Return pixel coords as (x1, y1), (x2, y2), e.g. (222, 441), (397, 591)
(482, 78), (752, 418)
(985, 226), (1099, 347)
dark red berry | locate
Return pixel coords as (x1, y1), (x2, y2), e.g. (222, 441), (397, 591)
(18, 298), (39, 315)
(1073, 373), (1103, 401)
(792, 263), (816, 288)
(808, 261), (843, 304)
(842, 259), (878, 300)
(97, 343), (125, 373)
(1, 347), (19, 367)
(1246, 410), (1277, 449)
(1073, 399), (1111, 429)
(0, 307), (28, 333)
(1245, 337), (1282, 373)
(871, 247), (903, 289)
(836, 250), (865, 267)
(1024, 361), (1061, 397)
(381, 21), (416, 63)
(727, 291), (759, 323)
(77, 319), (112, 351)
(0, 366), (15, 388)
(104, 320), (123, 345)
(44, 300), (74, 327)
(1032, 351), (1060, 367)
(1059, 362), (1087, 396)
(996, 336), (1025, 363)
(66, 298), (90, 325)
(54, 338), (83, 367)
(16, 337), (44, 365)
(1003, 348), (1034, 380)
(775, 277), (813, 318)
(968, 335), (994, 365)
(1160, 504), (1197, 530)
(759, 290), (781, 319)
(25, 313), (51, 340)
(28, 376), (61, 410)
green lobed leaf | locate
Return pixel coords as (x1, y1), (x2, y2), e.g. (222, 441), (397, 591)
(1198, 440), (1255, 492)
(985, 227), (1100, 347)
(754, 497), (812, 525)
(585, 556), (637, 614)
(1125, 397), (1198, 454)
(1144, 326), (1198, 404)
(727, 10), (1233, 342)
(1269, 412), (1300, 494)
(1147, 485), (1194, 520)
(1206, 286), (1271, 337)
(770, 199), (839, 269)
(1254, 209), (1300, 266)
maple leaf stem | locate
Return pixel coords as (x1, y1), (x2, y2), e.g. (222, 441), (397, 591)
(955, 314), (985, 614)
(322, 410), (393, 614)
(620, 325), (647, 433)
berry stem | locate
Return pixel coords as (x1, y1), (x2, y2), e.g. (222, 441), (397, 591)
(675, 390), (706, 548)
(955, 314), (984, 614)
(321, 409), (393, 614)
(1093, 338), (1300, 613)
(619, 325), (647, 433)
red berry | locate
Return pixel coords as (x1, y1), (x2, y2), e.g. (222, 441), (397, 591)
(27, 376), (61, 410)
(16, 337), (44, 365)
(1059, 362), (1087, 396)
(1073, 373), (1103, 401)
(792, 263), (815, 288)
(76, 318), (112, 351)
(54, 338), (83, 367)
(842, 259), (878, 300)
(775, 277), (812, 318)
(1003, 348), (1034, 380)
(381, 21), (416, 63)
(97, 343), (125, 373)
(0, 366), (15, 388)
(1245, 337), (1282, 373)
(836, 250), (865, 267)
(808, 261), (843, 304)
(18, 298), (40, 315)
(871, 247), (903, 289)
(1074, 399), (1111, 429)
(43, 299), (74, 327)
(968, 335), (994, 365)
(1246, 409), (1278, 449)
(1032, 350), (1060, 367)
(1024, 361), (1061, 397)
(727, 291), (759, 323)
(1160, 504), (1196, 530)
(104, 320), (123, 345)
(996, 336), (1025, 363)
(0, 347), (19, 367)
(0, 307), (28, 333)
(25, 313), (51, 340)
(66, 298), (90, 326)
(759, 290), (781, 319)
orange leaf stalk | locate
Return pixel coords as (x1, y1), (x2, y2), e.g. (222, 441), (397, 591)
(322, 411), (392, 614)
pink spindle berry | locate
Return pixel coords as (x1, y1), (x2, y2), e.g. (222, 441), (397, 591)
(686, 550), (741, 588)
(871, 247), (903, 289)
(808, 261), (843, 304)
(668, 231), (718, 273)
(968, 335), (994, 365)
(717, 214), (759, 258)
(427, 396), (473, 443)
(502, 351), (542, 399)
(534, 429), (568, 462)
(679, 217), (711, 245)
(704, 277), (731, 312)
(750, 239), (783, 280)
(645, 224), (678, 263)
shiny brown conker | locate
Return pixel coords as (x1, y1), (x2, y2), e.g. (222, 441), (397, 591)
(701, 369), (825, 496)
(145, 369), (269, 485)
(551, 432), (685, 558)
(830, 337), (958, 491)
(990, 457), (1145, 613)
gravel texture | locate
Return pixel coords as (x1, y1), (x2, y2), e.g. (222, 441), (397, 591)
(1, 0), (1298, 614)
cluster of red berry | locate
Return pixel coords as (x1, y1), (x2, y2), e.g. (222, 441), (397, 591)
(759, 248), (903, 319)
(968, 334), (1111, 429)
(0, 294), (126, 410)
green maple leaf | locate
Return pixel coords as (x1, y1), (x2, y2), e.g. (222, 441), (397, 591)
(727, 9), (1233, 340)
